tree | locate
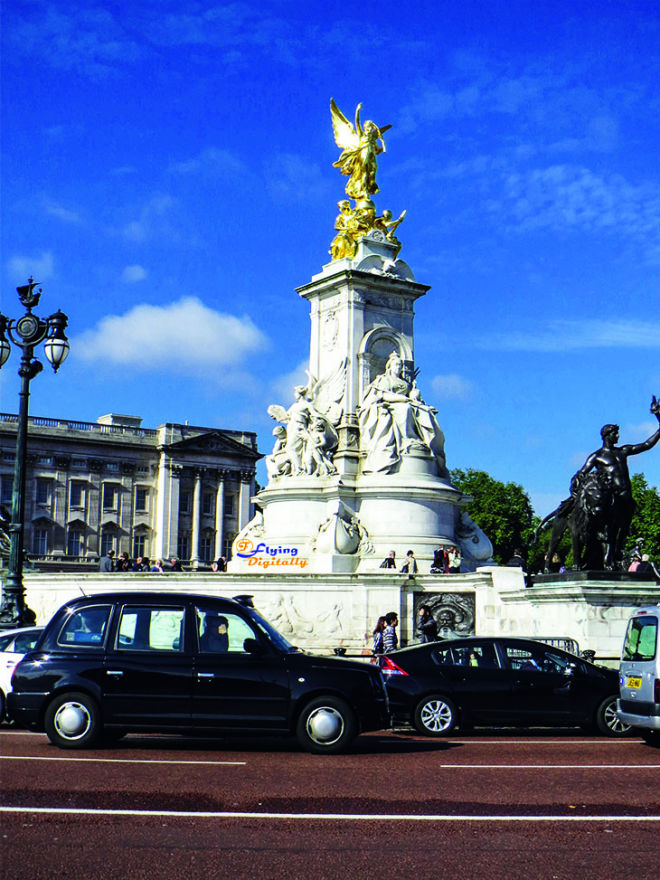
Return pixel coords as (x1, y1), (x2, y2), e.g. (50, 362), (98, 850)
(627, 473), (660, 561)
(450, 468), (536, 565)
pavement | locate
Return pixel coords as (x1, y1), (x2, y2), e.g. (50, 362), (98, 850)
(1, 725), (659, 879)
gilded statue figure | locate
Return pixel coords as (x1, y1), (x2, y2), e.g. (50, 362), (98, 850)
(330, 99), (391, 201)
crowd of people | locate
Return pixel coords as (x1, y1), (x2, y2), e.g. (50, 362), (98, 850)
(379, 544), (462, 574)
(98, 549), (228, 573)
(371, 603), (442, 655)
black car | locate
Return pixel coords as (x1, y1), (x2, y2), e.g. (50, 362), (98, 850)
(7, 592), (389, 754)
(376, 636), (630, 737)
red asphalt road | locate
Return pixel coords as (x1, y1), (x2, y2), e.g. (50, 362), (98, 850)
(1, 726), (659, 879)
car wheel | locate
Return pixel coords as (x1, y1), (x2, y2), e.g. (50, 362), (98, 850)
(595, 695), (631, 737)
(296, 696), (357, 754)
(44, 692), (101, 749)
(413, 694), (457, 736)
(641, 730), (660, 748)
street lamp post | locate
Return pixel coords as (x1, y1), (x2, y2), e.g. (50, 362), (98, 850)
(0, 279), (70, 630)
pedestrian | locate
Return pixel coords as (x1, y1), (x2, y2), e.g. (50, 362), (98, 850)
(99, 549), (115, 572)
(400, 549), (418, 575)
(211, 556), (227, 572)
(151, 559), (164, 572)
(169, 557), (183, 572)
(372, 616), (386, 655)
(448, 546), (461, 573)
(636, 554), (657, 576)
(383, 611), (399, 653)
(431, 544), (448, 573)
(628, 554), (642, 572)
(506, 549), (525, 569)
(116, 551), (131, 572)
(132, 556), (145, 572)
(416, 604), (438, 643)
(379, 550), (397, 569)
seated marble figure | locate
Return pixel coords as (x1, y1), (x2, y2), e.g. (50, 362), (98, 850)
(358, 351), (447, 476)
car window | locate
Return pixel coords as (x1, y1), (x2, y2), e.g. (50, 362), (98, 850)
(622, 615), (658, 662)
(13, 631), (41, 653)
(116, 606), (185, 652)
(502, 644), (574, 673)
(433, 643), (499, 668)
(57, 606), (112, 647)
(0, 633), (15, 651)
(195, 608), (255, 654)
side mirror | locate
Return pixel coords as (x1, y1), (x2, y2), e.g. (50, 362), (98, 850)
(243, 637), (266, 656)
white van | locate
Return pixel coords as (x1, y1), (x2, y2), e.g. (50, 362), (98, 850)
(618, 605), (660, 746)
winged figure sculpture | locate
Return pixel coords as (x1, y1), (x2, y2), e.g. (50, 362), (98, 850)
(330, 99), (391, 201)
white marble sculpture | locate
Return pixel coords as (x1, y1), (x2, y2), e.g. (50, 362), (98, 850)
(267, 361), (346, 479)
(358, 350), (448, 476)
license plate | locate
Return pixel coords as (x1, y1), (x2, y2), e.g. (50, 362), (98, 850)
(627, 676), (642, 689)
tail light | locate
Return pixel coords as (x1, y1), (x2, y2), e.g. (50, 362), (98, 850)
(654, 679), (660, 703)
(379, 656), (409, 677)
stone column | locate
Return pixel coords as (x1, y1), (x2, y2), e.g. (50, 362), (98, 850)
(214, 470), (226, 560)
(190, 468), (203, 568)
(238, 470), (253, 532)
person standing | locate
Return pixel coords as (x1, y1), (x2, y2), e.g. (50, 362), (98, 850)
(372, 616), (386, 655)
(431, 545), (448, 573)
(99, 549), (115, 572)
(383, 611), (399, 653)
(400, 550), (418, 575)
(416, 605), (438, 643)
(448, 546), (462, 573)
(380, 550), (397, 569)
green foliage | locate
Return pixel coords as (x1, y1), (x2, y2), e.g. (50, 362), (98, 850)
(627, 473), (660, 560)
(450, 468), (536, 565)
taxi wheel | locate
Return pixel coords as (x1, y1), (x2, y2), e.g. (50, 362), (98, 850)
(413, 694), (457, 736)
(296, 696), (357, 754)
(595, 695), (631, 737)
(44, 692), (102, 749)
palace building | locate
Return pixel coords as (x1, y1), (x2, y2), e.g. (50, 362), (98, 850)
(0, 412), (260, 568)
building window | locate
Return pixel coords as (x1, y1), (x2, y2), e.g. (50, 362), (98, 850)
(1, 474), (12, 504)
(72, 458), (86, 469)
(180, 490), (191, 514)
(37, 455), (53, 466)
(36, 478), (52, 506)
(177, 533), (190, 561)
(224, 494), (234, 517)
(135, 487), (148, 512)
(34, 529), (49, 555)
(103, 484), (118, 510)
(106, 462), (120, 472)
(223, 534), (235, 559)
(133, 533), (146, 558)
(100, 530), (115, 557)
(200, 535), (213, 562)
(69, 481), (85, 508)
(67, 529), (83, 556)
(202, 492), (214, 516)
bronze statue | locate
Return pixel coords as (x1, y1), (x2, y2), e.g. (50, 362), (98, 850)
(540, 396), (660, 571)
(330, 99), (391, 201)
(329, 100), (405, 260)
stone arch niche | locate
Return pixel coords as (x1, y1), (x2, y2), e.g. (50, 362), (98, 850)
(357, 327), (413, 401)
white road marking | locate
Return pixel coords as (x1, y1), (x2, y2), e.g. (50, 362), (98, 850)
(438, 764), (660, 769)
(0, 756), (245, 765)
(0, 806), (658, 822)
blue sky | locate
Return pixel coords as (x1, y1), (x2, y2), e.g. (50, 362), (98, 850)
(2, 0), (660, 516)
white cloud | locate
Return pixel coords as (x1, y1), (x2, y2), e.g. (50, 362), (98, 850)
(431, 373), (475, 400)
(7, 251), (55, 282)
(480, 319), (660, 352)
(43, 199), (83, 224)
(266, 153), (328, 202)
(120, 265), (147, 283)
(121, 194), (177, 243)
(623, 420), (658, 442)
(170, 147), (247, 178)
(73, 297), (269, 372)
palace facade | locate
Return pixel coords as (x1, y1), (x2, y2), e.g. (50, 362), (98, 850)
(0, 412), (261, 568)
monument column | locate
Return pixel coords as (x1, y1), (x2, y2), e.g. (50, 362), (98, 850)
(190, 468), (203, 568)
(238, 471), (252, 531)
(214, 470), (226, 559)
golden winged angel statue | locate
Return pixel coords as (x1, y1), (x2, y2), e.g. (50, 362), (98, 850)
(330, 99), (391, 201)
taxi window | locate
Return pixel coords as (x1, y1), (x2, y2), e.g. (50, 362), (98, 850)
(622, 616), (658, 662)
(116, 606), (185, 652)
(58, 606), (112, 647)
(433, 644), (498, 668)
(195, 608), (256, 654)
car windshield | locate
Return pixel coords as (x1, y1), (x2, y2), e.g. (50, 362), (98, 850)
(244, 607), (299, 653)
(622, 615), (658, 662)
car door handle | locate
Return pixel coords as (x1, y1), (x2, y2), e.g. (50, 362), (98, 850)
(197, 672), (214, 679)
(106, 670), (124, 677)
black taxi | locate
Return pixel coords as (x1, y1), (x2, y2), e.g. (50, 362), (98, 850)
(8, 592), (389, 753)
